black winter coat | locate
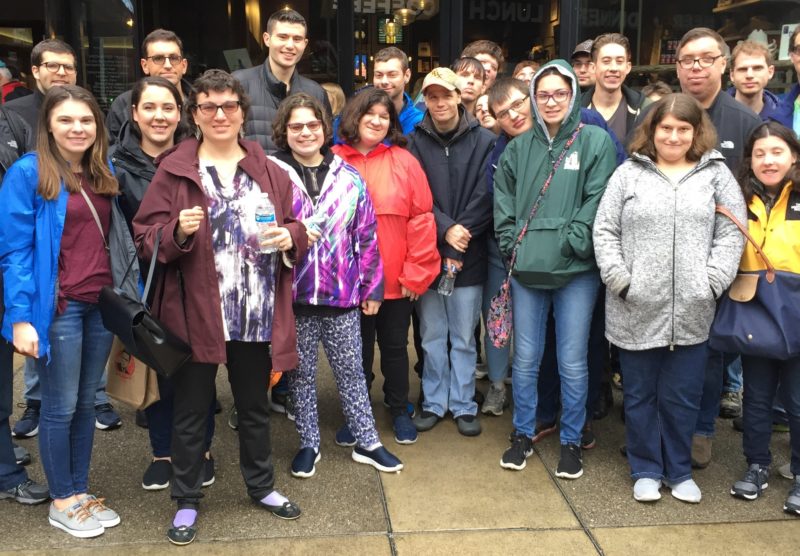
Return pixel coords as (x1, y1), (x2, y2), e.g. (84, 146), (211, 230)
(0, 106), (32, 179)
(109, 120), (157, 230)
(3, 89), (42, 139)
(232, 62), (330, 154)
(407, 109), (496, 288)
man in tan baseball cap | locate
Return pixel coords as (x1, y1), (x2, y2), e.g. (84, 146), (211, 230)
(406, 65), (496, 439)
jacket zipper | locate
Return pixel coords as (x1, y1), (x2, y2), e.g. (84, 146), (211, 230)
(670, 181), (678, 351)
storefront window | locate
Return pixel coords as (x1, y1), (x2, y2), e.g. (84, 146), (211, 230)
(580, 0), (800, 91)
(42, 0), (138, 111)
(462, 0), (557, 73)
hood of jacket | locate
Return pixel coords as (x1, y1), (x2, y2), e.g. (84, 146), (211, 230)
(110, 121), (155, 178)
(529, 59), (582, 143)
(629, 148), (727, 175)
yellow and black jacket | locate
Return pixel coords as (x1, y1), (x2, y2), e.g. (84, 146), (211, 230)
(741, 181), (800, 274)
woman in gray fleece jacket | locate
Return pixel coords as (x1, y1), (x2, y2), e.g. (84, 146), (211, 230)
(593, 94), (745, 504)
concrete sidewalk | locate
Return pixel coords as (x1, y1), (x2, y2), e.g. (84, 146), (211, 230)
(2, 352), (799, 555)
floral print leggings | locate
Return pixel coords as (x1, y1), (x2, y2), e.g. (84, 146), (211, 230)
(288, 310), (380, 450)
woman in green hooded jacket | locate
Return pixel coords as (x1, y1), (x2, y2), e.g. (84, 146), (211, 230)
(493, 59), (616, 478)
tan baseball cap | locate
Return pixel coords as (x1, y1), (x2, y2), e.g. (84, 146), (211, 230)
(421, 67), (462, 94)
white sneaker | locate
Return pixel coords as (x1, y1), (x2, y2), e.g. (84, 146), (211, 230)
(633, 478), (662, 502)
(474, 364), (488, 380)
(665, 478), (702, 503)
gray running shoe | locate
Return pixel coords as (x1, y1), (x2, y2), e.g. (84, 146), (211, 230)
(779, 463), (794, 480)
(48, 502), (104, 538)
(81, 495), (120, 527)
(481, 383), (508, 416)
(730, 464), (769, 500)
(0, 478), (49, 505)
(784, 476), (800, 515)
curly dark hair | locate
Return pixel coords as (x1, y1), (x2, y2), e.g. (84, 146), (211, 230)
(337, 88), (406, 147)
(737, 121), (800, 203)
(187, 69), (251, 136)
(272, 93), (332, 151)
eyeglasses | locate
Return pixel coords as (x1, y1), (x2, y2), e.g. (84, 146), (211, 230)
(791, 45), (800, 55)
(287, 120), (322, 133)
(38, 61), (76, 74)
(534, 90), (571, 104)
(677, 55), (724, 69)
(194, 101), (241, 116)
(145, 54), (183, 66)
(495, 96), (529, 121)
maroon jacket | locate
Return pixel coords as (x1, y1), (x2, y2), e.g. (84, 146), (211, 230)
(132, 138), (308, 370)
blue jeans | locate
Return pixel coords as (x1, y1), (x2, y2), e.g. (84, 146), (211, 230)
(723, 356), (743, 393)
(0, 339), (27, 490)
(510, 271), (599, 444)
(741, 355), (800, 475)
(537, 289), (608, 425)
(620, 342), (707, 483)
(695, 349), (739, 437)
(482, 237), (511, 383)
(418, 285), (482, 418)
(24, 357), (109, 406)
(36, 301), (113, 499)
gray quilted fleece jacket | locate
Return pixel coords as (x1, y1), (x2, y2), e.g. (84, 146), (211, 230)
(593, 150), (746, 350)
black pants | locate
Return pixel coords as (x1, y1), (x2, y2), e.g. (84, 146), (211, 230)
(361, 298), (412, 416)
(171, 341), (273, 506)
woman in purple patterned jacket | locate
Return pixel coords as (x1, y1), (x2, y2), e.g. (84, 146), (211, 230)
(270, 93), (403, 478)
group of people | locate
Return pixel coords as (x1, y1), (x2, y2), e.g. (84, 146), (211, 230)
(1, 7), (800, 546)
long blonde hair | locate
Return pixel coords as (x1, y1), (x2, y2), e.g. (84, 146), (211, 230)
(35, 85), (118, 200)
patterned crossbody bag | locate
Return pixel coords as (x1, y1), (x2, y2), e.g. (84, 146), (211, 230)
(487, 123), (584, 348)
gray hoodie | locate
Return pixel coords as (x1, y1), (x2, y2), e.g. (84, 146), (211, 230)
(593, 150), (746, 350)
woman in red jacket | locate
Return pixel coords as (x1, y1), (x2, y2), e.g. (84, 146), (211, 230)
(332, 88), (440, 445)
(133, 70), (308, 546)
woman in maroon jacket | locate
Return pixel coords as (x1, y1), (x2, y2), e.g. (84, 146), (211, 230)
(133, 69), (308, 546)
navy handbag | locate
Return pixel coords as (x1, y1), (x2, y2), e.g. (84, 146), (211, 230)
(708, 206), (800, 360)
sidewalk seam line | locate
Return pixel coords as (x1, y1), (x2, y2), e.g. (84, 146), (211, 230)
(377, 469), (398, 555)
(533, 444), (605, 555)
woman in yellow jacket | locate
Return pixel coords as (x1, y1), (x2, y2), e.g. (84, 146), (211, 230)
(729, 121), (800, 516)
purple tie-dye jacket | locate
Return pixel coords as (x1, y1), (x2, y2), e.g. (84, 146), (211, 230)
(269, 154), (384, 308)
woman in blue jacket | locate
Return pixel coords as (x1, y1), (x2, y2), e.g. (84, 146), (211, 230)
(0, 85), (138, 538)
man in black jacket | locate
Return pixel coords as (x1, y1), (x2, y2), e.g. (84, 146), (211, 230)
(232, 9), (330, 154)
(106, 29), (191, 145)
(5, 39), (76, 136)
(408, 67), (495, 438)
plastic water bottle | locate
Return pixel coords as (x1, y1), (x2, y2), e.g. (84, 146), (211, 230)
(255, 193), (278, 254)
(437, 263), (458, 296)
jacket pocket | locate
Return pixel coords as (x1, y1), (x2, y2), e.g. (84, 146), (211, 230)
(515, 217), (569, 274)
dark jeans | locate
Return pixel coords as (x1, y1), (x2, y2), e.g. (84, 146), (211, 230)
(536, 290), (608, 425)
(361, 298), (413, 416)
(741, 355), (800, 476)
(145, 374), (215, 458)
(171, 341), (274, 506)
(411, 303), (424, 378)
(0, 339), (27, 490)
(695, 349), (739, 437)
(620, 342), (708, 483)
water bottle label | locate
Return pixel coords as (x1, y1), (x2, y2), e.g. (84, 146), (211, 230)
(256, 213), (276, 224)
